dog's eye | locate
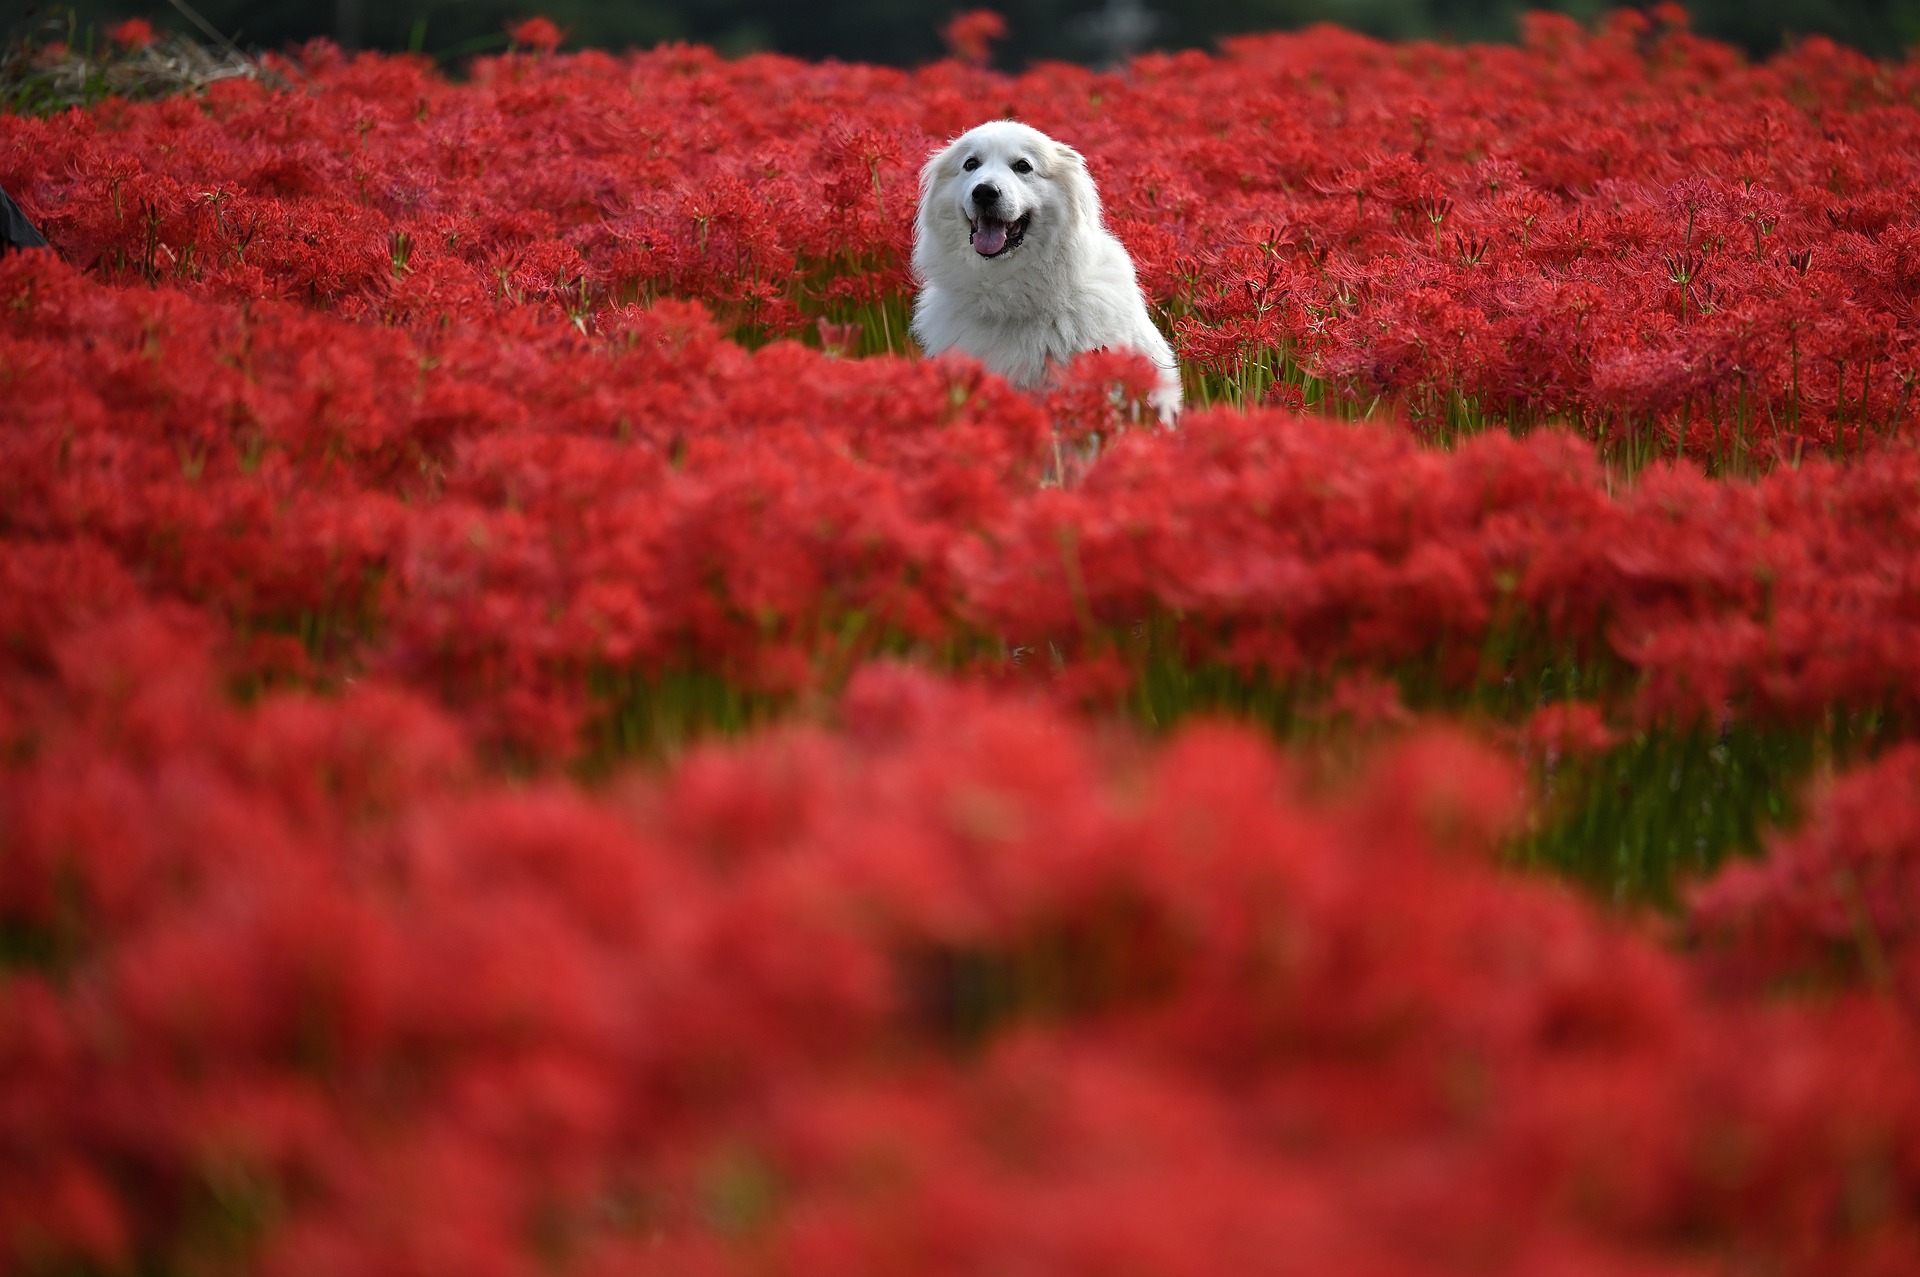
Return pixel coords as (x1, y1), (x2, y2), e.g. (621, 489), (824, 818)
(961, 157), (980, 172)
(1012, 159), (1033, 174)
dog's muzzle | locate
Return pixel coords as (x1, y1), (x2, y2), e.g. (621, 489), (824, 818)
(969, 213), (1030, 258)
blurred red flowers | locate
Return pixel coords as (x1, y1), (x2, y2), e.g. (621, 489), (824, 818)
(105, 18), (156, 50)
(942, 9), (1007, 66)
(5, 12), (1920, 1274)
(506, 16), (563, 53)
(1692, 745), (1920, 1008)
(4, 644), (1919, 1274)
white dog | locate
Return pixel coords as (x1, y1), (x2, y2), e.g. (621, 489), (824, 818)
(911, 119), (1181, 423)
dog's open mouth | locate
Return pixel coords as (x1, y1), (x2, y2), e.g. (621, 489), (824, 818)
(970, 214), (1029, 258)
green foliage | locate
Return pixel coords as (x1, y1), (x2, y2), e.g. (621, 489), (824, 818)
(1517, 724), (1819, 907)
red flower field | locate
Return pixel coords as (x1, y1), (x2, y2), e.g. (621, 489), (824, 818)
(4, 8), (1920, 1273)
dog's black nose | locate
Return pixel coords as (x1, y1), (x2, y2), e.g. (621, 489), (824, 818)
(970, 183), (1000, 209)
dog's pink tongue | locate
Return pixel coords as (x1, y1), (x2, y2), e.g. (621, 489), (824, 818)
(973, 221), (1008, 256)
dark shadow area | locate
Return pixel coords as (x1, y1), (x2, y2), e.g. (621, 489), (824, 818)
(22, 0), (1920, 65)
(1, 187), (48, 251)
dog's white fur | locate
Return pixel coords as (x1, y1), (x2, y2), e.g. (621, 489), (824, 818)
(911, 120), (1181, 423)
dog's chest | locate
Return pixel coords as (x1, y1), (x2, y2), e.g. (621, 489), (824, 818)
(951, 303), (1094, 387)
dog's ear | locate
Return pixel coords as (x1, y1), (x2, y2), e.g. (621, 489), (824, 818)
(916, 143), (941, 203)
(1052, 141), (1102, 232)
(914, 140), (950, 240)
(912, 138), (964, 280)
(917, 139), (962, 221)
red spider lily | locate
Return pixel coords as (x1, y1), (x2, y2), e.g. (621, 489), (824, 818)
(1042, 347), (1165, 459)
(5, 16), (1915, 462)
(1521, 701), (1622, 760)
(941, 10), (1007, 67)
(8, 33), (1920, 1269)
(1690, 745), (1920, 1008)
(106, 18), (156, 50)
(3, 657), (1918, 1274)
(506, 16), (564, 53)
(11, 244), (1920, 758)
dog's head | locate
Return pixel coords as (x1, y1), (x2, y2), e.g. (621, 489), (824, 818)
(913, 120), (1098, 276)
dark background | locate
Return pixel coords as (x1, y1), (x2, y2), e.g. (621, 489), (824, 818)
(21, 0), (1920, 65)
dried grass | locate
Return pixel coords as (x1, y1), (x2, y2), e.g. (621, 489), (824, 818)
(3, 14), (284, 115)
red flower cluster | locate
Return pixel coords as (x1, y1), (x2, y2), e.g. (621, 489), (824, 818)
(106, 18), (156, 51)
(942, 9), (1008, 66)
(1691, 745), (1920, 1007)
(7, 246), (1920, 761)
(4, 631), (1918, 1275)
(3, 12), (1918, 462)
(0, 248), (1059, 752)
(8, 18), (1920, 1271)
(965, 409), (1920, 732)
(506, 16), (564, 53)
